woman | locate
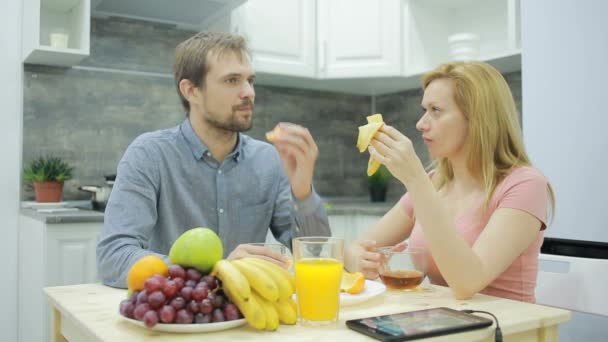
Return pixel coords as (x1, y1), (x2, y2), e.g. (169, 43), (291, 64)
(345, 62), (554, 303)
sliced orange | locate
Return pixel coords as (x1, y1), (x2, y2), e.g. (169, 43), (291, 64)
(341, 271), (366, 294)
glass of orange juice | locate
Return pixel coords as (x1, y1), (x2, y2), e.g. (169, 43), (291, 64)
(246, 242), (293, 270)
(293, 237), (344, 325)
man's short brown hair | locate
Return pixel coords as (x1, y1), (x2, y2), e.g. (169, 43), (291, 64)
(173, 31), (250, 112)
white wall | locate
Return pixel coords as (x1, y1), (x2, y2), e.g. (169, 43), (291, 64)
(0, 0), (23, 341)
(522, 0), (608, 243)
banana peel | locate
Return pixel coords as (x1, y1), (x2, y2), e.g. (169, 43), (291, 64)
(356, 113), (384, 176)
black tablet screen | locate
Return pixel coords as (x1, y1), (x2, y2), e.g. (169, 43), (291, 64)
(346, 307), (493, 341)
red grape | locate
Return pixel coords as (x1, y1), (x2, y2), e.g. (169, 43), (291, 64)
(192, 286), (209, 301)
(170, 297), (186, 311)
(136, 290), (148, 304)
(144, 277), (162, 293)
(151, 274), (167, 289)
(194, 313), (211, 324)
(186, 268), (203, 282)
(199, 298), (213, 314)
(209, 293), (224, 308)
(223, 303), (240, 321)
(212, 308), (225, 323)
(119, 300), (135, 319)
(147, 291), (166, 310)
(180, 286), (193, 301)
(185, 279), (197, 288)
(143, 310), (159, 328)
(202, 275), (217, 290)
(173, 277), (185, 290)
(129, 291), (139, 303)
(168, 265), (186, 279)
(159, 305), (176, 323)
(175, 309), (194, 324)
(133, 303), (150, 321)
(187, 300), (200, 314)
(163, 280), (178, 299)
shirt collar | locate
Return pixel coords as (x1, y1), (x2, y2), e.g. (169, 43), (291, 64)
(180, 118), (245, 162)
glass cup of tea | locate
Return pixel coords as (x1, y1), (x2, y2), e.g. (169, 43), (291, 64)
(246, 242), (293, 270)
(293, 237), (344, 326)
(378, 247), (428, 291)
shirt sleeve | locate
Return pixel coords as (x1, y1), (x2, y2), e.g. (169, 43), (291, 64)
(96, 138), (166, 288)
(495, 167), (549, 230)
(269, 156), (330, 250)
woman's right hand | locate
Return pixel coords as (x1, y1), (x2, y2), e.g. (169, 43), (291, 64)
(346, 240), (408, 280)
(347, 240), (382, 279)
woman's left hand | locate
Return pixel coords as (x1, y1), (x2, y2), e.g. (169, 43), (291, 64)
(369, 125), (426, 186)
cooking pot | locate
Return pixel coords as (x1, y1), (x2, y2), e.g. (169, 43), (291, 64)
(79, 174), (115, 211)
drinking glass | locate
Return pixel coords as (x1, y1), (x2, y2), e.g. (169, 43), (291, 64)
(378, 247), (428, 291)
(246, 242), (293, 270)
(292, 237), (344, 325)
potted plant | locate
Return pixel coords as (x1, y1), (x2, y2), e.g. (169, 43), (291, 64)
(23, 155), (74, 202)
(368, 165), (391, 202)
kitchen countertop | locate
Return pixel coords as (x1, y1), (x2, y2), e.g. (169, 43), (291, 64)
(20, 200), (105, 223)
(323, 197), (395, 216)
(19, 197), (393, 224)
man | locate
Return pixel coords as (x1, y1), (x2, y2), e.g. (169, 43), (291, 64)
(97, 31), (330, 288)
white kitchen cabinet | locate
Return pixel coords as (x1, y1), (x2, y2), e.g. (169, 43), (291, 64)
(232, 0), (401, 80)
(403, 0), (521, 76)
(22, 0), (91, 66)
(18, 214), (102, 342)
(231, 0), (520, 95)
(329, 214), (381, 244)
(318, 0), (401, 78)
(232, 0), (317, 78)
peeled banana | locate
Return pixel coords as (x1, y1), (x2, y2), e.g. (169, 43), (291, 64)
(356, 113), (385, 176)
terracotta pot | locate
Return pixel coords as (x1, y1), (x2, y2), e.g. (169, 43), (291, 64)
(33, 181), (64, 202)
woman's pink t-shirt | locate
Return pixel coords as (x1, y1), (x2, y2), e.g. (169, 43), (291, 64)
(400, 166), (548, 303)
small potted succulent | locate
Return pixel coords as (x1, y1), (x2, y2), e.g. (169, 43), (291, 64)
(23, 155), (74, 202)
(368, 165), (391, 202)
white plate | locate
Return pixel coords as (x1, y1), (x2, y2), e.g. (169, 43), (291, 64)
(340, 280), (386, 307)
(118, 315), (247, 333)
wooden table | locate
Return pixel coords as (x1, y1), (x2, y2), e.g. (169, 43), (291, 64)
(45, 283), (570, 342)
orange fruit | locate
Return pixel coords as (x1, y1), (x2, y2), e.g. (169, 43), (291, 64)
(341, 271), (366, 294)
(127, 255), (169, 291)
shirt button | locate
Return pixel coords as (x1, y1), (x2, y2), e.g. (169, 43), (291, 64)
(206, 152), (211, 157)
(218, 170), (222, 174)
(219, 208), (224, 214)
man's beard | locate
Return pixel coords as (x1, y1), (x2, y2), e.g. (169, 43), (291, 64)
(204, 100), (254, 132)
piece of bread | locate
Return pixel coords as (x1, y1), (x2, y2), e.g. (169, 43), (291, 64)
(265, 126), (282, 142)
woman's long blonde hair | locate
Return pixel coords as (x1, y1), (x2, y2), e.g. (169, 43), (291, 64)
(422, 62), (555, 217)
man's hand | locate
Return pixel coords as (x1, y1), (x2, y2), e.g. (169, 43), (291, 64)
(227, 244), (289, 269)
(267, 123), (318, 200)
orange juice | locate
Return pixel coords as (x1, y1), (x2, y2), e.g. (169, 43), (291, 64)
(294, 258), (343, 321)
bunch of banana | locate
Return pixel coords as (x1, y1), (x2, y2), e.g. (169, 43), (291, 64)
(212, 257), (298, 331)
